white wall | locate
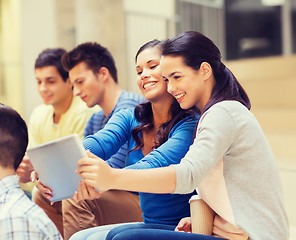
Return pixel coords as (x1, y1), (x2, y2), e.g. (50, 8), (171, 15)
(20, 0), (75, 121)
(21, 0), (57, 121)
(123, 0), (176, 94)
(75, 0), (127, 89)
(0, 0), (22, 113)
(123, 0), (175, 18)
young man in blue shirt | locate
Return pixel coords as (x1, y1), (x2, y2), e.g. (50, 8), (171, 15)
(33, 42), (144, 239)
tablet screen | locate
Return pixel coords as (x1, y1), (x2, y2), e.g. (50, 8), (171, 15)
(27, 134), (86, 202)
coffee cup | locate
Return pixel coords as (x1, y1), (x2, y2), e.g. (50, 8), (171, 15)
(189, 195), (214, 235)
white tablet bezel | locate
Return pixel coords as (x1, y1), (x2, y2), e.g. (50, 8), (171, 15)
(27, 134), (86, 202)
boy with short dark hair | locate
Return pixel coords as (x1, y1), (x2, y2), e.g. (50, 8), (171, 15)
(0, 103), (62, 240)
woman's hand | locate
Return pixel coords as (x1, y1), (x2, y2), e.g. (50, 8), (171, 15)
(175, 217), (192, 233)
(76, 150), (114, 191)
(73, 180), (101, 202)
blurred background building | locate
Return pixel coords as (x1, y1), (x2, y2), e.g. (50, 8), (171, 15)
(1, 0), (295, 119)
(0, 0), (296, 236)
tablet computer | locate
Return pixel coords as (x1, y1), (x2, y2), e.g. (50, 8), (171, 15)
(27, 134), (86, 202)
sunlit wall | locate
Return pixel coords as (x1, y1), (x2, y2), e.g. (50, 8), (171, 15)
(0, 0), (295, 121)
(0, 0), (22, 114)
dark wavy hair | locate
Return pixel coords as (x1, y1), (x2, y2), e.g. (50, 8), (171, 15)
(61, 42), (118, 83)
(0, 103), (28, 170)
(35, 48), (69, 82)
(131, 39), (196, 152)
(162, 31), (251, 114)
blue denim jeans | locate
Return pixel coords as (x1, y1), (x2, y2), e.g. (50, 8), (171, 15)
(106, 223), (225, 240)
(69, 222), (137, 240)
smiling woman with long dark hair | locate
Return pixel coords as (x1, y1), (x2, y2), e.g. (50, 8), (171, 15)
(68, 39), (199, 240)
(77, 31), (288, 240)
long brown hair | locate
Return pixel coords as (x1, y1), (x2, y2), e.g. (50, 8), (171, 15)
(130, 40), (196, 152)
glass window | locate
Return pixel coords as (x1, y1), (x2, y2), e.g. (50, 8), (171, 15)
(225, 0), (282, 60)
(292, 0), (296, 53)
(175, 0), (294, 60)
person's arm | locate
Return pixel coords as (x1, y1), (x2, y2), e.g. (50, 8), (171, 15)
(77, 150), (177, 194)
(16, 154), (34, 183)
(77, 105), (236, 195)
(76, 114), (198, 194)
(83, 111), (128, 169)
(105, 142), (128, 168)
(125, 115), (198, 170)
(82, 108), (134, 160)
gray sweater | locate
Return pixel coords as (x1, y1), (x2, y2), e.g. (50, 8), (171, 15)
(174, 101), (289, 240)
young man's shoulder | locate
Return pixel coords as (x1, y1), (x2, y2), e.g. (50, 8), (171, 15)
(116, 90), (145, 109)
(1, 178), (43, 220)
(58, 96), (96, 127)
(31, 103), (52, 114)
(0, 181), (62, 239)
(0, 201), (62, 239)
(29, 104), (53, 124)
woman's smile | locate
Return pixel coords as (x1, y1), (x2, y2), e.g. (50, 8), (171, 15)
(174, 92), (186, 102)
(143, 81), (158, 90)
